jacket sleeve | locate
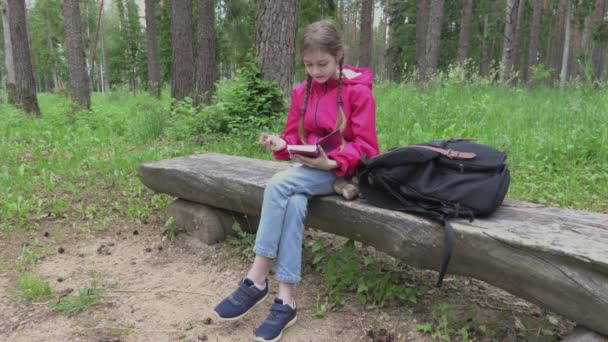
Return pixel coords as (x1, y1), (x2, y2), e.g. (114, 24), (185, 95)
(327, 85), (378, 177)
(273, 88), (303, 160)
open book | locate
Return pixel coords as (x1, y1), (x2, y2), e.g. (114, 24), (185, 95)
(287, 129), (342, 157)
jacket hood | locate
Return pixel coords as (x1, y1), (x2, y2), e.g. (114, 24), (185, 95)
(340, 64), (373, 89)
(307, 64), (373, 90)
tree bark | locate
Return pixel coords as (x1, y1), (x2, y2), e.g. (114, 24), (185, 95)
(526, 0), (542, 83)
(559, 0), (571, 91)
(379, 0), (389, 81)
(480, 13), (489, 75)
(196, 0), (216, 105)
(255, 0), (298, 96)
(553, 0), (567, 78)
(424, 0), (445, 81)
(358, 0), (373, 68)
(591, 0), (607, 81)
(145, 0), (161, 98)
(1, 0), (15, 102)
(457, 0), (474, 66)
(100, 8), (109, 92)
(415, 0), (428, 78)
(501, 0), (517, 82)
(171, 0), (195, 101)
(45, 12), (58, 92)
(7, 0), (39, 114)
(512, 0), (526, 82)
(339, 0), (344, 29)
(63, 0), (91, 110)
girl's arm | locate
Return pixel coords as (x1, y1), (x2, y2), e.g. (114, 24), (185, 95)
(273, 88), (305, 160)
(326, 85), (379, 177)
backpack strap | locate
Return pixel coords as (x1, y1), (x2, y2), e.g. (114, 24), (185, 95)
(437, 219), (454, 288)
(373, 174), (454, 288)
(412, 145), (477, 160)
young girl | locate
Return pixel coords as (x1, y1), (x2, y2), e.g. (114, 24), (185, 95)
(214, 20), (379, 342)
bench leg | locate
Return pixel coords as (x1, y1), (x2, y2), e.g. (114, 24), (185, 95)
(166, 199), (259, 245)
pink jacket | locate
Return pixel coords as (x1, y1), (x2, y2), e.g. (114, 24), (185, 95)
(274, 65), (379, 177)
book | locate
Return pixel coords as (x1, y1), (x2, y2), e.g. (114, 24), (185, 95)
(287, 129), (342, 157)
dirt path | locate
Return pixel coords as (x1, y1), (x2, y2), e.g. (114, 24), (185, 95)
(0, 218), (573, 342)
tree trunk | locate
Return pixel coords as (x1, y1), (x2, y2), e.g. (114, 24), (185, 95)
(512, 0), (526, 82)
(358, 0), (373, 68)
(339, 0), (344, 29)
(145, 0), (161, 98)
(1, 0), (15, 102)
(501, 0), (517, 82)
(591, 0), (607, 81)
(100, 9), (109, 92)
(424, 0), (445, 81)
(379, 0), (389, 81)
(63, 0), (91, 110)
(480, 13), (489, 76)
(526, 0), (542, 83)
(349, 1), (359, 66)
(46, 13), (57, 92)
(580, 11), (593, 82)
(568, 17), (580, 80)
(170, 0), (195, 101)
(196, 0), (216, 105)
(7, 0), (39, 114)
(559, 0), (571, 91)
(255, 0), (298, 96)
(457, 0), (474, 66)
(554, 0), (567, 78)
(415, 0), (428, 77)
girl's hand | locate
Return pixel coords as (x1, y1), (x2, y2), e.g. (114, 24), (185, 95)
(291, 148), (338, 171)
(259, 133), (286, 151)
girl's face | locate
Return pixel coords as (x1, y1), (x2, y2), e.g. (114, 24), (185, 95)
(303, 49), (340, 84)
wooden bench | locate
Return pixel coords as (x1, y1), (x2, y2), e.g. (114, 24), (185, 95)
(138, 153), (608, 338)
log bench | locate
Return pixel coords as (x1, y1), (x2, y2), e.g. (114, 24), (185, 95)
(138, 153), (608, 338)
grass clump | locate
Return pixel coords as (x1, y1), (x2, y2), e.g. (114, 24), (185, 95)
(49, 285), (103, 315)
(310, 239), (421, 317)
(18, 273), (53, 302)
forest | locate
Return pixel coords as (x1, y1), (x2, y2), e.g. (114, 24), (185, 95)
(1, 1), (607, 341)
(1, 0), (607, 109)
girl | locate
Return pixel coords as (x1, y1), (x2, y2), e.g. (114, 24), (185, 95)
(214, 20), (379, 342)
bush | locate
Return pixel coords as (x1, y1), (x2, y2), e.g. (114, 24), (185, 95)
(192, 54), (287, 137)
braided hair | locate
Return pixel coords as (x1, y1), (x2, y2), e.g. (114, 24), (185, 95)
(298, 20), (346, 144)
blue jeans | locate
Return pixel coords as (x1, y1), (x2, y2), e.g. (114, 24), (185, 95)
(253, 163), (336, 284)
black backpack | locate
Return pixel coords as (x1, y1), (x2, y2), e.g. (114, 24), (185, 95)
(356, 139), (510, 287)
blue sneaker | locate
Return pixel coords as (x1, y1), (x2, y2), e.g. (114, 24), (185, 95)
(254, 298), (297, 342)
(213, 278), (268, 320)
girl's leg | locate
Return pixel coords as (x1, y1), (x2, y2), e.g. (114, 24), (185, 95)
(252, 164), (336, 269)
(277, 282), (294, 305)
(247, 255), (272, 286)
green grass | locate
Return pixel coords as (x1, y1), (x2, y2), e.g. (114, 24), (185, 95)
(0, 81), (606, 236)
(49, 286), (103, 315)
(18, 273), (53, 302)
(373, 82), (608, 211)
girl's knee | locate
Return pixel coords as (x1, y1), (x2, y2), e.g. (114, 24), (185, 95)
(286, 194), (308, 217)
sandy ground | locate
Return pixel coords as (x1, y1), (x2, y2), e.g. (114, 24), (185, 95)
(0, 218), (573, 342)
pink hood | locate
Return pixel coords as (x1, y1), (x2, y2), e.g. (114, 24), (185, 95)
(274, 65), (379, 177)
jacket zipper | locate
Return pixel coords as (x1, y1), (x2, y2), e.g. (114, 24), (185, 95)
(314, 82), (329, 129)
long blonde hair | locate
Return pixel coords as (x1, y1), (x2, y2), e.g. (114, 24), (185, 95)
(298, 20), (346, 144)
